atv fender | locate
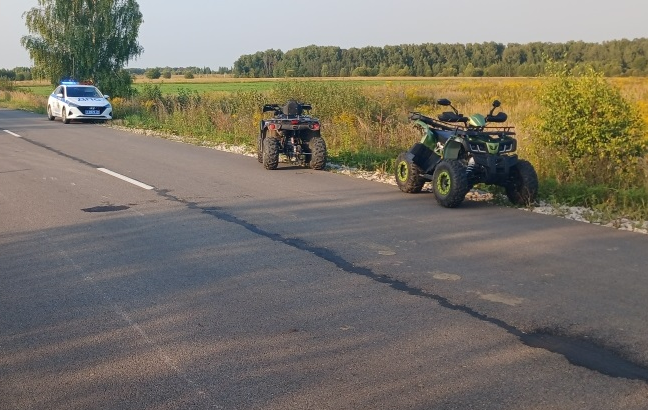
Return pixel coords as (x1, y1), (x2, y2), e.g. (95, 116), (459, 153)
(408, 143), (441, 173)
(442, 139), (464, 160)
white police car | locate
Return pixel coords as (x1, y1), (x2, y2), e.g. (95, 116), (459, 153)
(47, 81), (113, 124)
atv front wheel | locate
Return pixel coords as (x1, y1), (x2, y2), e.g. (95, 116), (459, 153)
(307, 134), (327, 170)
(395, 152), (425, 193)
(263, 135), (281, 170)
(505, 159), (538, 206)
(432, 159), (469, 208)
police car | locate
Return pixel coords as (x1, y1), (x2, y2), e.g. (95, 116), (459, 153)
(47, 81), (113, 124)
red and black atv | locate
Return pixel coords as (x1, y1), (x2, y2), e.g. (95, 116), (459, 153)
(257, 100), (327, 170)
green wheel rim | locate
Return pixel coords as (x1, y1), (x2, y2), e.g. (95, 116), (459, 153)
(437, 170), (451, 195)
(397, 161), (409, 182)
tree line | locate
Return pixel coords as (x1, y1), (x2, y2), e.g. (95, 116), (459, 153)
(232, 39), (648, 78)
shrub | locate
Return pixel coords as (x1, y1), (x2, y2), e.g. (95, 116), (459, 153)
(0, 77), (16, 91)
(528, 62), (647, 187)
(145, 68), (162, 79)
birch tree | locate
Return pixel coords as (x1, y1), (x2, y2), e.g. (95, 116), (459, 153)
(21, 0), (143, 96)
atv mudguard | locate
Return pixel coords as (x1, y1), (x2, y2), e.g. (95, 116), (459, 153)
(442, 138), (464, 160)
(418, 125), (436, 149)
(407, 143), (441, 174)
(414, 120), (451, 150)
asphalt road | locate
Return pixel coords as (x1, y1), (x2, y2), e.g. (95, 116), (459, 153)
(1, 108), (648, 410)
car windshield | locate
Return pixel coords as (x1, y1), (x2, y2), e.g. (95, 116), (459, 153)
(67, 87), (102, 98)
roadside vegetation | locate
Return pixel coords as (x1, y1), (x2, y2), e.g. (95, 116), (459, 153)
(1, 72), (647, 226)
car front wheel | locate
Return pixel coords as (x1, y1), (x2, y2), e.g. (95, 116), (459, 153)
(62, 108), (70, 124)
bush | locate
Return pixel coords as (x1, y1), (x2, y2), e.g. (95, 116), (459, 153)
(528, 63), (647, 187)
(145, 68), (162, 79)
(0, 77), (16, 91)
(138, 84), (163, 102)
(96, 69), (136, 98)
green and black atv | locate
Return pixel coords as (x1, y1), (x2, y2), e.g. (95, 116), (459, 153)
(395, 98), (538, 208)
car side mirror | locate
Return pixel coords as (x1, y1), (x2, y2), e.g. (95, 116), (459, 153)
(103, 95), (110, 100)
(57, 93), (63, 98)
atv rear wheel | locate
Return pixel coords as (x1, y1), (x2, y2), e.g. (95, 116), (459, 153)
(395, 152), (425, 193)
(505, 159), (538, 206)
(256, 133), (264, 163)
(263, 135), (281, 170)
(432, 159), (469, 208)
(307, 134), (327, 170)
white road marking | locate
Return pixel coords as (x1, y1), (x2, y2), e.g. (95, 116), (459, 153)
(3, 129), (21, 137)
(97, 167), (154, 190)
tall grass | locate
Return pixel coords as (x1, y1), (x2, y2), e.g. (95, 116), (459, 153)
(0, 78), (46, 113)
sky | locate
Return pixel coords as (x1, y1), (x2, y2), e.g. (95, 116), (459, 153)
(1, 0), (647, 70)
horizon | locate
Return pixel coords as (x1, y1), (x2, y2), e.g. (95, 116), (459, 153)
(1, 0), (647, 70)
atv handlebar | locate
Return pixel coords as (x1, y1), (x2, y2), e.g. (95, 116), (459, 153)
(409, 112), (515, 135)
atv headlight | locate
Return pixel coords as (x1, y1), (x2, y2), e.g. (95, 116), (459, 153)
(498, 141), (516, 153)
(469, 142), (487, 153)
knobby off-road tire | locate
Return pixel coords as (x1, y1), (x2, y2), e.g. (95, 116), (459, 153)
(432, 159), (469, 208)
(307, 135), (327, 170)
(505, 159), (539, 206)
(263, 135), (281, 170)
(47, 105), (55, 121)
(395, 152), (425, 193)
(256, 133), (264, 163)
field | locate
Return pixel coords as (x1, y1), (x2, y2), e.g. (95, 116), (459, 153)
(16, 75), (515, 96)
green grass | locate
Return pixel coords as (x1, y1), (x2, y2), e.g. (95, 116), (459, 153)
(16, 85), (52, 97)
(16, 82), (277, 96)
(135, 81), (277, 94)
(16, 77), (461, 97)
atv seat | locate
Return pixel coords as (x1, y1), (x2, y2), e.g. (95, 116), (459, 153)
(283, 100), (302, 116)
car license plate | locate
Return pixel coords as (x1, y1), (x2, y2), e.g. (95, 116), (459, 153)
(85, 109), (100, 115)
